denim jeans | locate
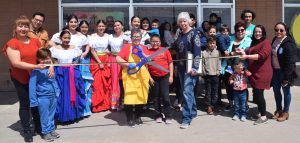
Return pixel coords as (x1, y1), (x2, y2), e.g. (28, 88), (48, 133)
(37, 96), (56, 135)
(178, 71), (198, 124)
(11, 78), (41, 132)
(272, 69), (292, 112)
(233, 90), (247, 118)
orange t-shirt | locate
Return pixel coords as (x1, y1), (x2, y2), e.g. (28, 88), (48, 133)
(4, 37), (41, 84)
(27, 29), (49, 48)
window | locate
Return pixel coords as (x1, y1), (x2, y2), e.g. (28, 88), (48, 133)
(60, 0), (234, 33)
(203, 8), (231, 29)
(285, 0), (300, 3)
(201, 0), (232, 3)
(133, 0), (197, 3)
(63, 7), (129, 32)
(284, 0), (300, 61)
(62, 0), (129, 3)
(134, 7), (197, 26)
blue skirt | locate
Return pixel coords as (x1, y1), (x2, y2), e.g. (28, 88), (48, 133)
(80, 57), (94, 117)
(55, 66), (86, 123)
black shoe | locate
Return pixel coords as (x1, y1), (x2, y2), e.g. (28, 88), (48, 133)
(33, 129), (42, 136)
(135, 117), (143, 125)
(128, 120), (135, 128)
(43, 133), (54, 142)
(50, 131), (60, 139)
(24, 130), (33, 142)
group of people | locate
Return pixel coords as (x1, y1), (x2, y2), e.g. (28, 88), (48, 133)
(2, 9), (298, 142)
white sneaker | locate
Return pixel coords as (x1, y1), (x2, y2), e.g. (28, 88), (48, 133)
(155, 117), (163, 123)
(232, 115), (239, 121)
(240, 116), (246, 122)
(180, 123), (189, 129)
(165, 119), (173, 124)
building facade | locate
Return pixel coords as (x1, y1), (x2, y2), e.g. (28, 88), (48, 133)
(0, 0), (299, 91)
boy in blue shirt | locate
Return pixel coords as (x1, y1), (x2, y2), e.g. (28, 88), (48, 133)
(29, 48), (60, 142)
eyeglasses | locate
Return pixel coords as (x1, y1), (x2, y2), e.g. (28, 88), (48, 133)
(132, 36), (141, 39)
(274, 29), (285, 33)
(236, 29), (245, 33)
(151, 41), (160, 44)
(34, 18), (43, 23)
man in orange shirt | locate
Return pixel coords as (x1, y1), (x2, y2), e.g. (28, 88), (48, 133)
(28, 12), (49, 48)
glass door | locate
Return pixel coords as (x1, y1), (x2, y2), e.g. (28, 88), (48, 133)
(200, 5), (234, 33)
(134, 6), (197, 28)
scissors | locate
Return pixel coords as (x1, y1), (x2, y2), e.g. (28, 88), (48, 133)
(127, 46), (170, 75)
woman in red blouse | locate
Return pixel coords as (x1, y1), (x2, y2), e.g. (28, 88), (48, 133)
(3, 16), (49, 142)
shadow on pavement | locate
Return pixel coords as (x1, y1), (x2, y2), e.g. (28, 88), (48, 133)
(0, 91), (18, 105)
(104, 111), (127, 126)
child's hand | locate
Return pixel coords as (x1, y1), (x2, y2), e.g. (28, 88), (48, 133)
(229, 80), (234, 84)
(48, 66), (54, 78)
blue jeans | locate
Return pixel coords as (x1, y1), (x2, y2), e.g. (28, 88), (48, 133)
(37, 96), (57, 135)
(179, 71), (197, 124)
(233, 90), (247, 118)
(272, 69), (292, 112)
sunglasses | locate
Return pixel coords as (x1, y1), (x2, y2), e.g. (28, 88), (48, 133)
(236, 29), (245, 33)
(274, 29), (285, 33)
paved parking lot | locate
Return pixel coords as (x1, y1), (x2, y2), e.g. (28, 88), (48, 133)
(0, 82), (299, 143)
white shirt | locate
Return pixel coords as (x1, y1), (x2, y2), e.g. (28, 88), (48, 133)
(50, 47), (82, 64)
(88, 33), (109, 53)
(123, 30), (150, 45)
(108, 34), (124, 53)
(51, 32), (88, 50)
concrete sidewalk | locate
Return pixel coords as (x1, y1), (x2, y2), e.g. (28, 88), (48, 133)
(0, 85), (299, 143)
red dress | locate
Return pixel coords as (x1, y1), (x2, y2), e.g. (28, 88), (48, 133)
(90, 54), (111, 112)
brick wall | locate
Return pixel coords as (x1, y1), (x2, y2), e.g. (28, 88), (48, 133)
(235, 0), (282, 41)
(0, 0), (289, 91)
(0, 0), (58, 91)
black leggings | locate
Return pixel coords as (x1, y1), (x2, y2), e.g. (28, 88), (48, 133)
(11, 78), (41, 132)
(124, 105), (144, 121)
(253, 88), (266, 116)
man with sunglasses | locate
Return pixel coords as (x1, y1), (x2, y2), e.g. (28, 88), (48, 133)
(221, 22), (252, 112)
(241, 9), (256, 38)
(28, 12), (49, 48)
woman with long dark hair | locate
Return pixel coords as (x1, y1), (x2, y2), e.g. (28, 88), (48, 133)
(89, 20), (112, 112)
(123, 16), (150, 45)
(237, 25), (272, 125)
(270, 22), (297, 122)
